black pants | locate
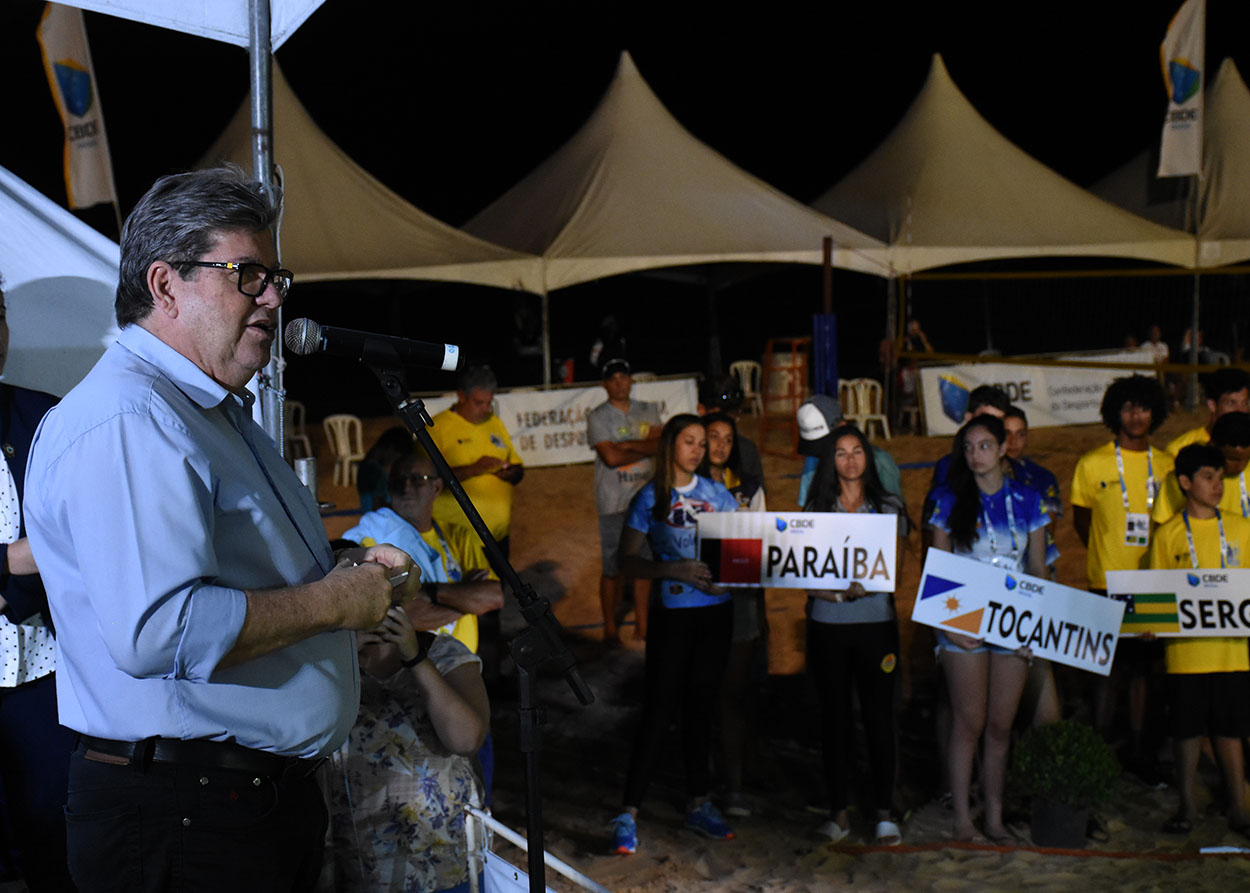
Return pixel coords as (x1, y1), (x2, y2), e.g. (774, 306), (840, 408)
(623, 599), (733, 807)
(806, 619), (899, 815)
(64, 743), (327, 893)
(0, 673), (75, 891)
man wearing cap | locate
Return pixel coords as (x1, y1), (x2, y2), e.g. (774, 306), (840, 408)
(588, 359), (661, 641)
(797, 394), (902, 508)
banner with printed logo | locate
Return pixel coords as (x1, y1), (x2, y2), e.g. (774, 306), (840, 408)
(37, 3), (118, 209)
(913, 549), (1125, 675)
(918, 349), (1157, 436)
(697, 512), (898, 591)
(1157, 0), (1205, 177)
(1106, 568), (1250, 636)
(418, 378), (696, 469)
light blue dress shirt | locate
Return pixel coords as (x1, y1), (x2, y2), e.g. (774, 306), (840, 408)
(24, 325), (358, 758)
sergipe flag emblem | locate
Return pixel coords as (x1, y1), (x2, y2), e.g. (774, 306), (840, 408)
(53, 60), (93, 116)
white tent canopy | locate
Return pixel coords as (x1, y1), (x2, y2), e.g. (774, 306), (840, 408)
(49, 0), (324, 50)
(0, 164), (119, 397)
(464, 51), (888, 289)
(1093, 59), (1250, 269)
(813, 54), (1196, 274)
(198, 63), (543, 292)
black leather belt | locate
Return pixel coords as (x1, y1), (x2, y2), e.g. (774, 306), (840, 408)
(78, 734), (325, 783)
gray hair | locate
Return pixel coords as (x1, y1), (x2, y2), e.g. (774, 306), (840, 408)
(116, 165), (280, 327)
(458, 364), (497, 394)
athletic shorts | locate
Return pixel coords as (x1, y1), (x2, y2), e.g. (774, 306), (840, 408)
(934, 629), (1013, 657)
(1168, 671), (1250, 739)
(598, 512), (626, 576)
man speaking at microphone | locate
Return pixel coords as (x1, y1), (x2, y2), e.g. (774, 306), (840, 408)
(23, 167), (419, 892)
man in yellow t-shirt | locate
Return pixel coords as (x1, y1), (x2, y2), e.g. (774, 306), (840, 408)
(1148, 443), (1250, 836)
(429, 365), (524, 554)
(1071, 375), (1172, 776)
(1164, 368), (1250, 457)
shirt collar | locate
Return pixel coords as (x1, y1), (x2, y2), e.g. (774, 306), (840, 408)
(117, 324), (254, 412)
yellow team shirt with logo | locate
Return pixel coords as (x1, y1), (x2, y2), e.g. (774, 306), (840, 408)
(429, 409), (523, 540)
(421, 521), (498, 654)
(1148, 511), (1250, 674)
(1165, 425), (1209, 458)
(1154, 470), (1250, 525)
(1070, 441), (1174, 589)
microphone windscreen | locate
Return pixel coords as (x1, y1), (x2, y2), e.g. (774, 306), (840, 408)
(284, 318), (321, 355)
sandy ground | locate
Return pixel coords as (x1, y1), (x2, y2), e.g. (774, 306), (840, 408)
(313, 406), (1250, 891)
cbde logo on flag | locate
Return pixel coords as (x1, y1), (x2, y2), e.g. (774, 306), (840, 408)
(53, 60), (93, 117)
(1187, 573), (1201, 587)
(775, 518), (787, 532)
(938, 375), (969, 423)
(1004, 575), (1017, 591)
(1167, 59), (1201, 104)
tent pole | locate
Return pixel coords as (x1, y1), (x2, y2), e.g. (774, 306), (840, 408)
(1187, 173), (1200, 411)
(249, 0), (283, 447)
(541, 288), (551, 387)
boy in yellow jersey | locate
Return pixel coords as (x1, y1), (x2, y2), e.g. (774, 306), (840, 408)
(1165, 368), (1250, 457)
(1071, 375), (1172, 779)
(1149, 444), (1250, 836)
(1155, 412), (1250, 525)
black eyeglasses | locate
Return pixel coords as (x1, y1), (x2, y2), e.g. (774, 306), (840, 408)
(179, 261), (293, 299)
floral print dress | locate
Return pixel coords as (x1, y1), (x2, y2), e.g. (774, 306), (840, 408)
(330, 635), (483, 892)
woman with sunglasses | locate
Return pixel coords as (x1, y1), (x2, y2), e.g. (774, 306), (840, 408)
(804, 424), (908, 845)
(927, 414), (1048, 844)
(610, 414), (739, 855)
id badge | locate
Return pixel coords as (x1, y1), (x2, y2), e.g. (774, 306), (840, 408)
(1124, 512), (1150, 547)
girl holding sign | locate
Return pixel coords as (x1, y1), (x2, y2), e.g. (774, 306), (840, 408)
(928, 415), (1049, 844)
(610, 415), (739, 855)
(804, 424), (909, 845)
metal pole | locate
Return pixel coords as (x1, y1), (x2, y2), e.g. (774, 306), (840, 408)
(249, 0), (284, 448)
(540, 288), (551, 386)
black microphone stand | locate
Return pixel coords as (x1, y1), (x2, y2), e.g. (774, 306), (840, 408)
(365, 360), (594, 893)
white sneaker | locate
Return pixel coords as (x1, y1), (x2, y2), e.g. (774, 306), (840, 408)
(815, 819), (849, 843)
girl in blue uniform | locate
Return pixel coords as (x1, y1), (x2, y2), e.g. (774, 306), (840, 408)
(928, 415), (1048, 843)
(610, 415), (739, 854)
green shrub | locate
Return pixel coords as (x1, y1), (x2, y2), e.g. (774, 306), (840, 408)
(1009, 720), (1120, 809)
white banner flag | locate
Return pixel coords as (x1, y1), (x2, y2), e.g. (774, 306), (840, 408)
(912, 549), (1125, 676)
(1157, 0), (1205, 177)
(697, 511), (898, 590)
(37, 3), (118, 209)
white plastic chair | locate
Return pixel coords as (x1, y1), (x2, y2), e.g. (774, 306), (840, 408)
(837, 379), (857, 420)
(728, 360), (763, 415)
(283, 399), (313, 459)
(322, 414), (365, 486)
(848, 378), (891, 440)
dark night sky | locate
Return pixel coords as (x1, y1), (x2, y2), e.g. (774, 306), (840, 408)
(2, 1), (1248, 408)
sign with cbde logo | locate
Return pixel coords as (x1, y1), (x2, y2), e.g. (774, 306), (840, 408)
(1106, 569), (1250, 637)
(697, 512), (897, 590)
(913, 550), (1125, 676)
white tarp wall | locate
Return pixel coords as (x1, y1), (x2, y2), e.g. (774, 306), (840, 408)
(0, 164), (118, 397)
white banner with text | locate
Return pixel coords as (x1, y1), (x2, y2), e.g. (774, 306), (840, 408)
(912, 549), (1125, 675)
(1106, 568), (1250, 637)
(697, 511), (898, 590)
(918, 349), (1157, 436)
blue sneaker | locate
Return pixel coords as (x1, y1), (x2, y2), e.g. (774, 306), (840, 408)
(611, 812), (637, 854)
(685, 801), (735, 840)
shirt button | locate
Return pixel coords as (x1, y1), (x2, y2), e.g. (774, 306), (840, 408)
(199, 776), (209, 786)
(252, 777), (262, 787)
(182, 818), (192, 827)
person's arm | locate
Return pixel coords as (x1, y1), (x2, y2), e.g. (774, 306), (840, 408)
(450, 455), (505, 481)
(403, 575), (505, 631)
(1072, 505), (1091, 548)
(618, 527), (724, 593)
(1026, 526), (1047, 580)
(593, 439), (660, 468)
(4, 538), (36, 576)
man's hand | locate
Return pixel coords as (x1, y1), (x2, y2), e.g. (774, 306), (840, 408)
(321, 560), (394, 631)
(470, 456), (505, 477)
(361, 543), (421, 605)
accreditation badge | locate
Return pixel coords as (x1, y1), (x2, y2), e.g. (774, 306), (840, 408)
(1124, 512), (1150, 547)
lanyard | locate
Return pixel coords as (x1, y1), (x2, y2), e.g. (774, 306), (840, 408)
(1241, 471), (1249, 519)
(980, 486), (1019, 559)
(1182, 508), (1227, 569)
(430, 520), (462, 582)
(1115, 442), (1156, 513)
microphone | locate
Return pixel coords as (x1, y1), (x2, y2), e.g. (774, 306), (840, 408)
(284, 318), (463, 372)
